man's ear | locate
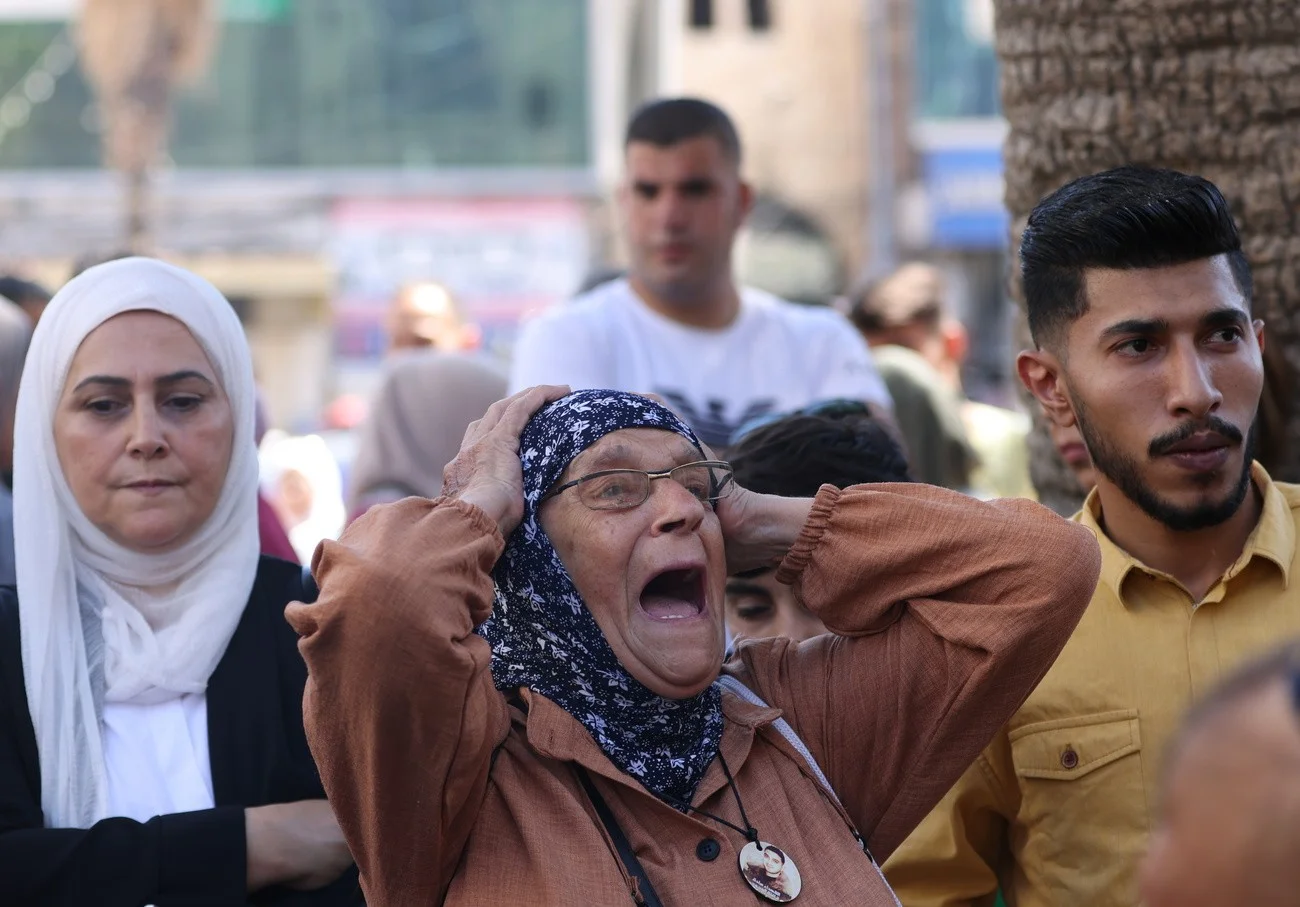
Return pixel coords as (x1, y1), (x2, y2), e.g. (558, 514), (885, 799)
(1017, 349), (1076, 428)
(736, 179), (755, 225)
(1254, 318), (1266, 353)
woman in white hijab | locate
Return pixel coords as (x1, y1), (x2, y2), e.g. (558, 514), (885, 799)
(0, 258), (358, 906)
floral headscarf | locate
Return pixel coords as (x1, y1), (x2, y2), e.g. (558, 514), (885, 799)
(479, 390), (724, 805)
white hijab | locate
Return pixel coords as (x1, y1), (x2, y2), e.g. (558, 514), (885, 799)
(13, 257), (260, 829)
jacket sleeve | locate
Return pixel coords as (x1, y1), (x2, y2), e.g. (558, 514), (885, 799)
(882, 732), (1018, 907)
(730, 483), (1099, 863)
(0, 810), (248, 906)
(286, 496), (510, 907)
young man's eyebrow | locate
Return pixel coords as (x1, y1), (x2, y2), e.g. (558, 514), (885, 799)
(1099, 317), (1169, 340)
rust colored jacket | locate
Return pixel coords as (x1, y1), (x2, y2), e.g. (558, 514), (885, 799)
(287, 485), (1100, 906)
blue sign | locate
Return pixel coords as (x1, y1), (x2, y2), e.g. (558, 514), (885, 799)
(923, 145), (1008, 249)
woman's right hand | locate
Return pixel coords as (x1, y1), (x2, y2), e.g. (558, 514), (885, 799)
(441, 385), (569, 538)
(245, 800), (355, 892)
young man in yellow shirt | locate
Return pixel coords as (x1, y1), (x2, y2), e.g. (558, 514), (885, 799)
(883, 165), (1300, 906)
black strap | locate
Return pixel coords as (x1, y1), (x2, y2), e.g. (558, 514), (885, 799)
(574, 765), (665, 907)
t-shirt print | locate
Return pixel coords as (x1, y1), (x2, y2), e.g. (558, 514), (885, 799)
(656, 391), (777, 450)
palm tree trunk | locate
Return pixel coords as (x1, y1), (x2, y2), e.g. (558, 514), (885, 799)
(994, 0), (1300, 511)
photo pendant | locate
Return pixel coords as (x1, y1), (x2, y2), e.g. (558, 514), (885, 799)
(738, 839), (802, 903)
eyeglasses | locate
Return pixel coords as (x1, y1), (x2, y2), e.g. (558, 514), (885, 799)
(542, 460), (735, 511)
(728, 398), (874, 446)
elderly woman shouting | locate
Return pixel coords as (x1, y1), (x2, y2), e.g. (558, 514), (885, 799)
(290, 388), (1100, 905)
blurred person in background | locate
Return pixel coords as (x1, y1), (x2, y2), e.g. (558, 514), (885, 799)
(510, 98), (891, 448)
(253, 391), (298, 564)
(0, 258), (357, 904)
(850, 263), (1034, 499)
(725, 405), (912, 643)
(0, 298), (32, 587)
(260, 432), (347, 564)
(1047, 414), (1098, 496)
(347, 354), (507, 523)
(385, 281), (480, 356)
(884, 166), (1300, 907)
(0, 277), (51, 328)
(1140, 642), (1300, 907)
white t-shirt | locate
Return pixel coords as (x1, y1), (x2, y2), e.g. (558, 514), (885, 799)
(509, 280), (892, 448)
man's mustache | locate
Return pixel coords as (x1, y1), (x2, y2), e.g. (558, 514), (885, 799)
(1148, 415), (1244, 457)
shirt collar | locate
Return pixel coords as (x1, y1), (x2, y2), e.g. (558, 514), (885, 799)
(1078, 461), (1293, 601)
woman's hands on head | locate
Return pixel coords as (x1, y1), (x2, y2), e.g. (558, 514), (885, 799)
(442, 385), (570, 538)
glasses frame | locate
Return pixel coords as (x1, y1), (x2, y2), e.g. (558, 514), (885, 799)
(541, 459), (735, 511)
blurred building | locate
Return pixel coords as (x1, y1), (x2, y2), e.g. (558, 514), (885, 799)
(0, 0), (1012, 423)
(0, 0), (595, 428)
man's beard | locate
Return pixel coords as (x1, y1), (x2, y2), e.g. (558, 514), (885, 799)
(1072, 395), (1256, 532)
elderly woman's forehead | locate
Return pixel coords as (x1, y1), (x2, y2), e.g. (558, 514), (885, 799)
(572, 428), (698, 471)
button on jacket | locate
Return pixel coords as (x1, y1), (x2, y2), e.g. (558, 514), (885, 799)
(289, 485), (1100, 906)
(883, 464), (1300, 907)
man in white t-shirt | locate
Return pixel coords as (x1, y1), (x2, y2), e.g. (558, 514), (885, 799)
(510, 98), (891, 448)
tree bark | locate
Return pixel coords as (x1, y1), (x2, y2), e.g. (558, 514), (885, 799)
(994, 0), (1300, 512)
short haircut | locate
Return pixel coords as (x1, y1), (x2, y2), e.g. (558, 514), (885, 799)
(625, 97), (742, 165)
(1021, 165), (1252, 350)
(729, 412), (912, 499)
(849, 262), (946, 335)
(0, 276), (50, 306)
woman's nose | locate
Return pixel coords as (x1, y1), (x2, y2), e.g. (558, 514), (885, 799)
(648, 477), (705, 534)
(127, 404), (169, 458)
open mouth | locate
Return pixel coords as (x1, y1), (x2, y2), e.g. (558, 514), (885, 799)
(639, 567), (706, 621)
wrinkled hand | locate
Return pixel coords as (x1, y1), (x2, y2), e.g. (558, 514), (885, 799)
(245, 800), (354, 892)
(695, 443), (812, 576)
(441, 385), (570, 538)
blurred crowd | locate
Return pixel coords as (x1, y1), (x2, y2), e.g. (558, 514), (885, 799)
(0, 97), (1297, 907)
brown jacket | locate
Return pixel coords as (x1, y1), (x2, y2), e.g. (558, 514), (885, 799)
(287, 485), (1100, 906)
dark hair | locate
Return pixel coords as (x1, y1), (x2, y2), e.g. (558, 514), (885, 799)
(1021, 165), (1252, 349)
(625, 97), (742, 165)
(762, 845), (786, 863)
(729, 412), (912, 498)
(0, 275), (50, 306)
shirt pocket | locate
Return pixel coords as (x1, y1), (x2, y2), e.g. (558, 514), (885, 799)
(1008, 710), (1148, 896)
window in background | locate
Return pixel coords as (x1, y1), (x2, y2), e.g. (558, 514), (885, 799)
(0, 0), (589, 168)
(914, 0), (999, 119)
(689, 0), (714, 29)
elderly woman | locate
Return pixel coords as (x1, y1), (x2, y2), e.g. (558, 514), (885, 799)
(291, 388), (1100, 905)
(0, 258), (358, 905)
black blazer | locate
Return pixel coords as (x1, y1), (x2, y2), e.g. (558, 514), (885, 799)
(0, 556), (361, 906)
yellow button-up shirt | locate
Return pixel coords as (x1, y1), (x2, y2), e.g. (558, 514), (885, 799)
(883, 463), (1300, 907)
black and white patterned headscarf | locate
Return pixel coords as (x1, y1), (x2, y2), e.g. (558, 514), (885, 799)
(480, 390), (724, 805)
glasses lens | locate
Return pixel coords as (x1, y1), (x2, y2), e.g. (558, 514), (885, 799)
(578, 471), (650, 510)
(672, 463), (733, 503)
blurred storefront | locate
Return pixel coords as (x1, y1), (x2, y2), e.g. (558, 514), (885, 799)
(0, 0), (597, 429)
